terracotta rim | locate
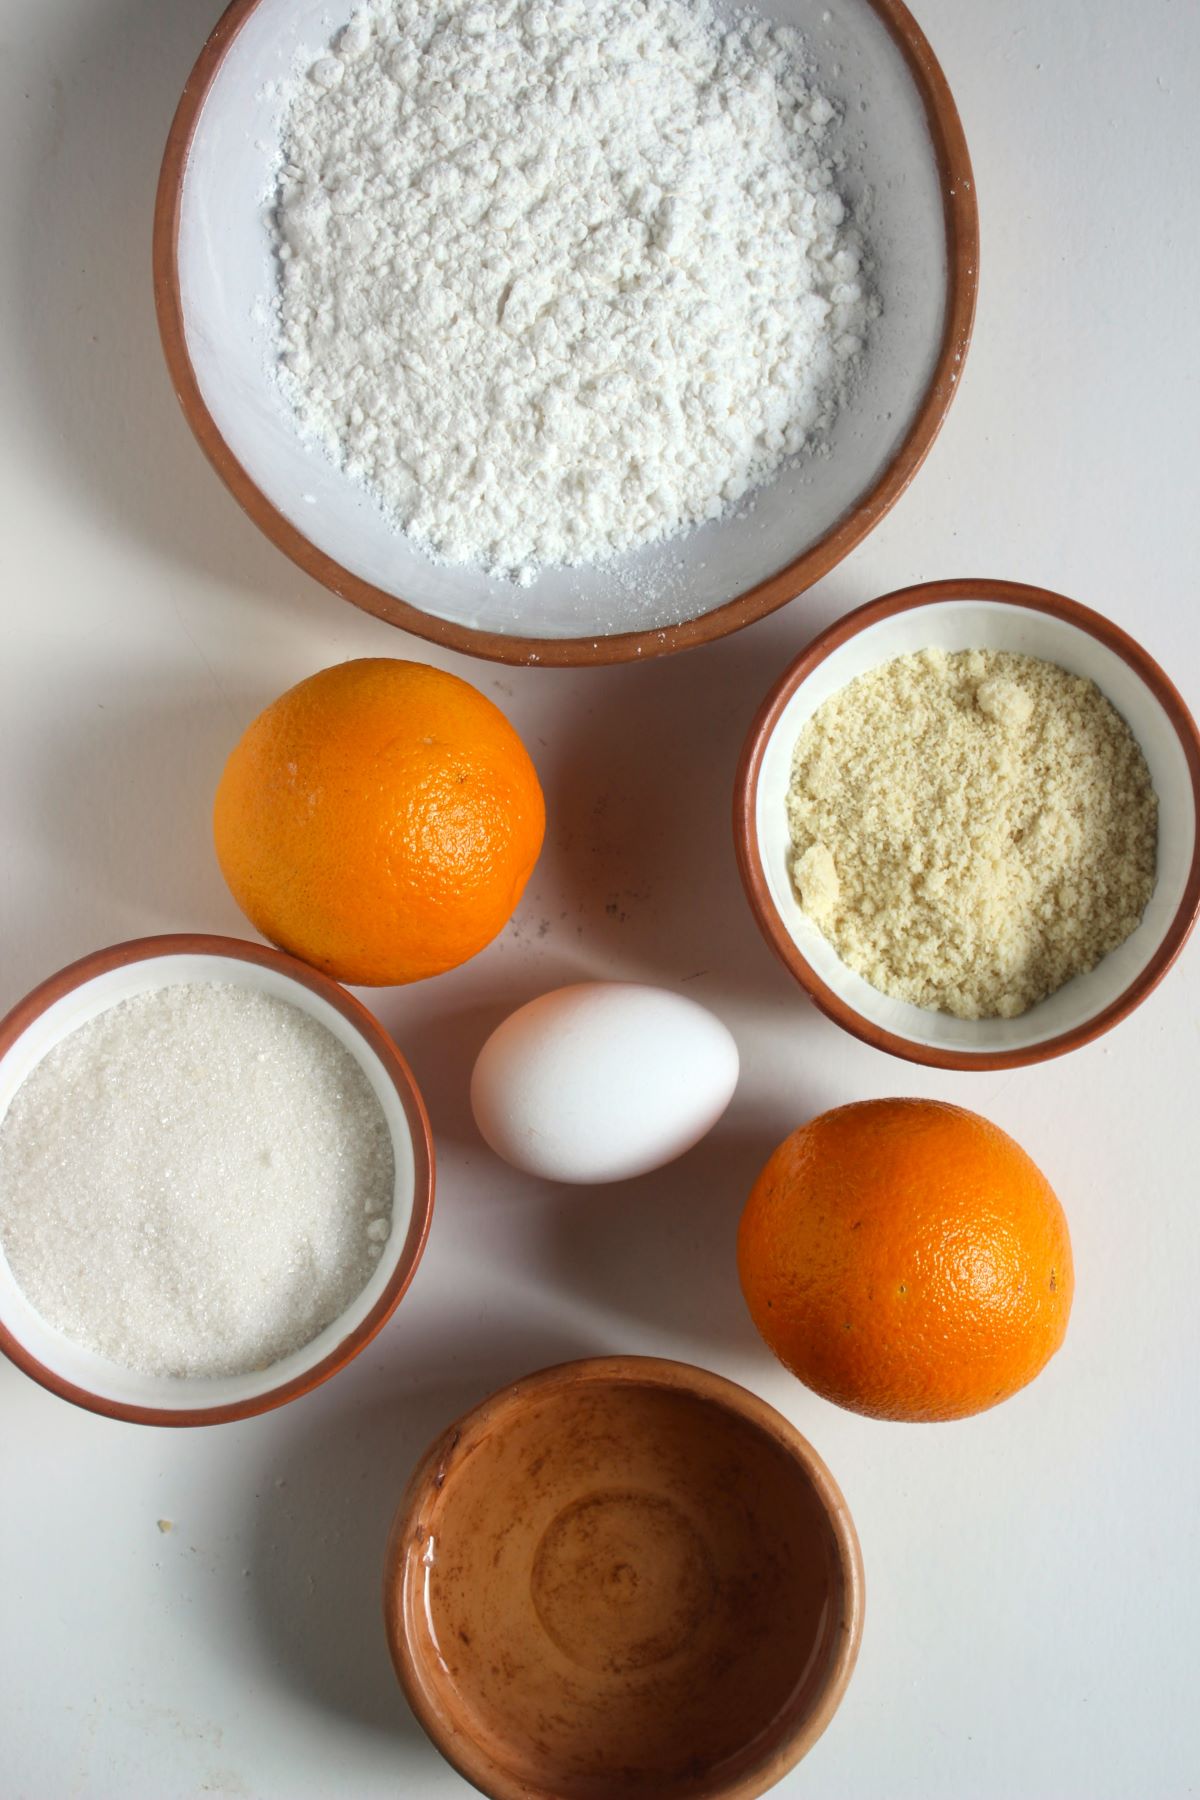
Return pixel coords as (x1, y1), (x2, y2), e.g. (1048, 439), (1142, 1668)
(0, 934), (436, 1426)
(383, 1355), (864, 1800)
(734, 578), (1200, 1071)
(153, 0), (978, 668)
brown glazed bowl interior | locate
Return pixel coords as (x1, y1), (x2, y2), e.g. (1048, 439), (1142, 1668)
(0, 935), (435, 1426)
(385, 1357), (863, 1800)
(734, 578), (1200, 1071)
(154, 0), (977, 667)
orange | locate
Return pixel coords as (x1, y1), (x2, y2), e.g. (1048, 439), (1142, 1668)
(738, 1099), (1073, 1422)
(214, 659), (545, 986)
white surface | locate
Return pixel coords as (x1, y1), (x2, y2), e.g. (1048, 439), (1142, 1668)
(0, 1), (1198, 1797)
(178, 0), (948, 637)
(753, 597), (1197, 1056)
(0, 952), (418, 1416)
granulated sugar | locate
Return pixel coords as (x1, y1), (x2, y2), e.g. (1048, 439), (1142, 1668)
(787, 649), (1158, 1019)
(0, 984), (395, 1378)
(274, 0), (874, 583)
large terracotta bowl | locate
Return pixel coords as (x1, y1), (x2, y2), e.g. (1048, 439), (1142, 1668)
(735, 579), (1200, 1070)
(155, 0), (977, 666)
(0, 935), (435, 1425)
(384, 1357), (863, 1800)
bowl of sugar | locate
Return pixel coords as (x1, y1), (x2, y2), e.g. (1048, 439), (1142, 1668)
(735, 579), (1200, 1070)
(0, 935), (434, 1424)
(155, 0), (977, 666)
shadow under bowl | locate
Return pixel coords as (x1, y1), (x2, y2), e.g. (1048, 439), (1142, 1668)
(154, 0), (976, 666)
(384, 1356), (863, 1800)
(734, 578), (1200, 1070)
(0, 934), (435, 1425)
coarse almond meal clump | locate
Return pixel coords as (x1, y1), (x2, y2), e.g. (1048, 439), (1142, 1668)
(787, 647), (1158, 1019)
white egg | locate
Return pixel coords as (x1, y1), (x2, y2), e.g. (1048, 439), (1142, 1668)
(470, 982), (739, 1185)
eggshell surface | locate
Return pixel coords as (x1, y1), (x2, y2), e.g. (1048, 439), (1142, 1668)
(470, 983), (740, 1184)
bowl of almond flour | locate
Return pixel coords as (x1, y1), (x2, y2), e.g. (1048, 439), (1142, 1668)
(155, 0), (977, 665)
(0, 936), (434, 1424)
(735, 580), (1200, 1070)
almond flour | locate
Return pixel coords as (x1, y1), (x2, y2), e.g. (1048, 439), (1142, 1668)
(787, 648), (1158, 1019)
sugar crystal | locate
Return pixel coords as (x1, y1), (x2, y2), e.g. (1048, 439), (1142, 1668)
(0, 983), (395, 1378)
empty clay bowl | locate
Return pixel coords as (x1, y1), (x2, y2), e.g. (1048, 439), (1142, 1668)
(384, 1357), (863, 1800)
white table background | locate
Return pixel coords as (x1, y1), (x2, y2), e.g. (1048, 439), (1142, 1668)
(2, 2), (1198, 1795)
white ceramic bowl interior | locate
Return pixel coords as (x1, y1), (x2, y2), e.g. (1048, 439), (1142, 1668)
(755, 599), (1197, 1056)
(0, 953), (418, 1415)
(177, 0), (954, 642)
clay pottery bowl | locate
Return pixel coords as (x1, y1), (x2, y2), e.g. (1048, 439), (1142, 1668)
(155, 0), (976, 666)
(0, 935), (434, 1425)
(384, 1356), (863, 1799)
(735, 577), (1200, 1070)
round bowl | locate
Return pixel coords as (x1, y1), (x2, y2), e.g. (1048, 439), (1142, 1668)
(735, 578), (1200, 1070)
(154, 0), (977, 667)
(0, 935), (435, 1425)
(384, 1356), (863, 1800)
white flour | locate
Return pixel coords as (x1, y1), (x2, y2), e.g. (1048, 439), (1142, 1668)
(275, 0), (873, 583)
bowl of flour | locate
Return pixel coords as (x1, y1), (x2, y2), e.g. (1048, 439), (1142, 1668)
(0, 935), (435, 1424)
(156, 0), (976, 664)
(735, 580), (1200, 1070)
